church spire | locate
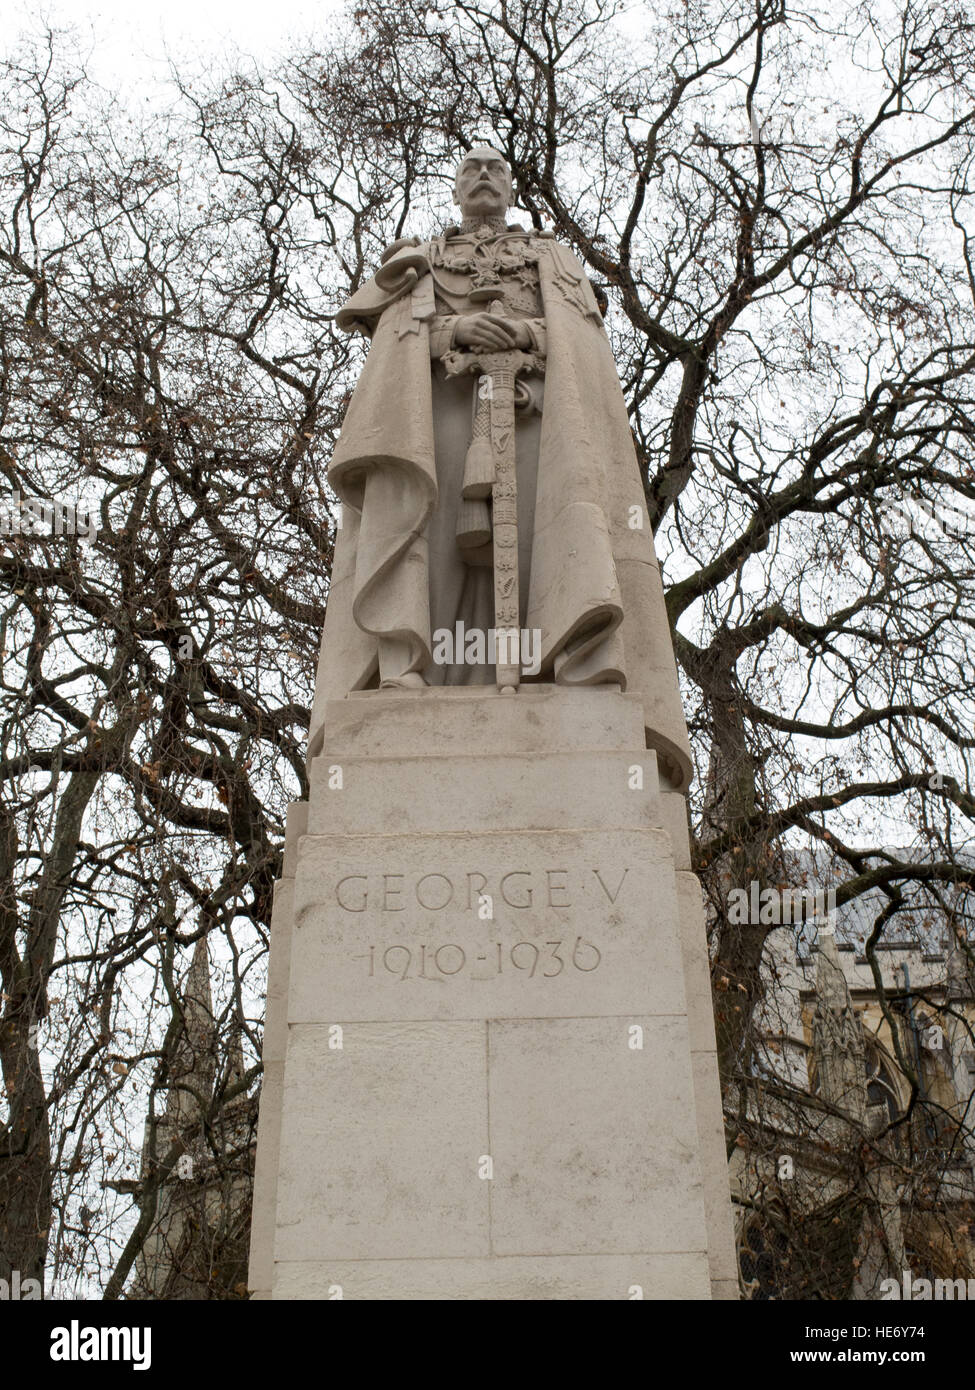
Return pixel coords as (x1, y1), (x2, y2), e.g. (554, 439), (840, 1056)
(164, 933), (215, 1129)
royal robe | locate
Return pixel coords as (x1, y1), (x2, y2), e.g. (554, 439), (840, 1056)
(308, 223), (692, 790)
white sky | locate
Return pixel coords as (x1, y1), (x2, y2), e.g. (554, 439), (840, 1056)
(10, 0), (345, 91)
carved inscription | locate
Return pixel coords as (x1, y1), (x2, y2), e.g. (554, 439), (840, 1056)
(334, 865), (623, 982)
(334, 866), (629, 913)
(354, 937), (602, 981)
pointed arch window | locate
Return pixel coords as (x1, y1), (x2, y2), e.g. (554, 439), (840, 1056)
(865, 1045), (902, 1126)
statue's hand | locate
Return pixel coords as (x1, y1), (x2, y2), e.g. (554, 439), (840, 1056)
(454, 314), (531, 351)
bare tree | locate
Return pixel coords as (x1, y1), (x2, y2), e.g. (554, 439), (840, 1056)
(1, 0), (973, 1295)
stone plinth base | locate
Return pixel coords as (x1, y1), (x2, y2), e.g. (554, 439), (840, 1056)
(249, 686), (737, 1299)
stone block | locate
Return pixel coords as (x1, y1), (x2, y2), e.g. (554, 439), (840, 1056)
(289, 828), (686, 1024)
(488, 1017), (709, 1256)
(274, 1022), (490, 1262)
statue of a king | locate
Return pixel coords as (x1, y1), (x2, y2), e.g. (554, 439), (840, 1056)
(309, 146), (693, 791)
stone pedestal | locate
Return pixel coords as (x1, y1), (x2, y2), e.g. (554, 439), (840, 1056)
(249, 686), (737, 1299)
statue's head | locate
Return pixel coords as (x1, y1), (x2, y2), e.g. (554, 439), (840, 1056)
(454, 145), (513, 220)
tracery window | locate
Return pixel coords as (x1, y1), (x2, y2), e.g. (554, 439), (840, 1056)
(738, 1215), (792, 1300)
(865, 1045), (903, 1126)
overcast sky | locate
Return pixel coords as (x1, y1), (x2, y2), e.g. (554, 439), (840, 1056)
(11, 0), (345, 90)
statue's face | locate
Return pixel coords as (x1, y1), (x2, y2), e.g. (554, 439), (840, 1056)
(455, 149), (512, 220)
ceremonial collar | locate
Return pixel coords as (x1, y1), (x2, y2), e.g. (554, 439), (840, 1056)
(445, 218), (528, 239)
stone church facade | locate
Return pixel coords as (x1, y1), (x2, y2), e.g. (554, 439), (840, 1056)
(733, 926), (975, 1299)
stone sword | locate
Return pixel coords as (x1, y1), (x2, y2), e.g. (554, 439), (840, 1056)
(443, 301), (544, 691)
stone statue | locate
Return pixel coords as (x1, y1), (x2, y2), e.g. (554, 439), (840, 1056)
(311, 146), (692, 790)
(250, 148), (740, 1301)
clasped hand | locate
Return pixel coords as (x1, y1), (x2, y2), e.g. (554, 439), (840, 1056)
(454, 313), (532, 351)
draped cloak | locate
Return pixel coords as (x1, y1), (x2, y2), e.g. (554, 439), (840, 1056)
(308, 229), (693, 791)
